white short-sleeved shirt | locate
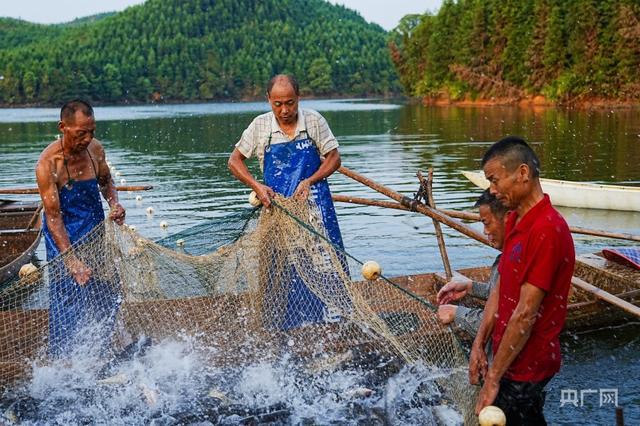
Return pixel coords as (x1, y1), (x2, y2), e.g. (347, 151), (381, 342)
(235, 108), (339, 170)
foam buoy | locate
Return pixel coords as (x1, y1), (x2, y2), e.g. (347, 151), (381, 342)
(135, 195), (143, 202)
(120, 178), (127, 184)
(128, 224), (137, 232)
(19, 263), (39, 279)
(248, 191), (262, 207)
(361, 261), (382, 280)
(478, 405), (506, 426)
(146, 207), (154, 215)
(115, 171), (122, 177)
(160, 221), (168, 229)
(176, 239), (185, 247)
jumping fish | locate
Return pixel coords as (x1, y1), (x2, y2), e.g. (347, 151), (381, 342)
(343, 387), (375, 399)
(97, 336), (152, 379)
(96, 373), (129, 385)
(307, 350), (353, 374)
(140, 384), (158, 406)
(206, 388), (233, 406)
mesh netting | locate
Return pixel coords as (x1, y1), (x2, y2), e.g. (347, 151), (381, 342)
(1, 196), (477, 424)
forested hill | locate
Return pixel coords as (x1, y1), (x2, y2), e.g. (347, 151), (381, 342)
(0, 0), (399, 106)
(390, 0), (640, 105)
(0, 18), (63, 49)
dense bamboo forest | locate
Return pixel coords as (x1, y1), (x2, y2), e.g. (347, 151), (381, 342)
(0, 0), (400, 105)
(389, 0), (640, 105)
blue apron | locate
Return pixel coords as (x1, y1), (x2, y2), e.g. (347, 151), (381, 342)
(263, 132), (348, 329)
(43, 178), (119, 357)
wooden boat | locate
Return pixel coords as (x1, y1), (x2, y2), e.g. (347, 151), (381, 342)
(396, 253), (639, 331)
(0, 251), (636, 387)
(0, 200), (42, 284)
(461, 170), (640, 211)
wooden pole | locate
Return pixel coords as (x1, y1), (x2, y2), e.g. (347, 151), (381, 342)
(437, 211), (640, 242)
(571, 276), (640, 318)
(566, 226), (640, 243)
(0, 185), (153, 194)
(25, 203), (43, 231)
(422, 169), (453, 279)
(337, 166), (490, 246)
(336, 166), (640, 318)
(332, 194), (409, 211)
(616, 407), (624, 426)
(440, 211), (640, 242)
(331, 194), (640, 243)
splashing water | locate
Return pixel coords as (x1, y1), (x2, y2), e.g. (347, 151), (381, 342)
(1, 333), (464, 425)
(0, 199), (476, 424)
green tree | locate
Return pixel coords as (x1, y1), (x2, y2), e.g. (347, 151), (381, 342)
(22, 70), (38, 102)
(391, 0), (640, 103)
(0, 0), (399, 105)
(102, 63), (123, 101)
(307, 57), (333, 94)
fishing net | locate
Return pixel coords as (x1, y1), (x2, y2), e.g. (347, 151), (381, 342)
(0, 196), (477, 424)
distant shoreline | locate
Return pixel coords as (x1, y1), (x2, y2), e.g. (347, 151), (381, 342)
(3, 94), (639, 110)
(421, 94), (640, 109)
(0, 94), (399, 109)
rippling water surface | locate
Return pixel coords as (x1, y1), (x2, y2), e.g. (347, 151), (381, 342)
(1, 100), (639, 424)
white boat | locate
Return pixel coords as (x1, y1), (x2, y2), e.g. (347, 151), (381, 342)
(461, 170), (640, 211)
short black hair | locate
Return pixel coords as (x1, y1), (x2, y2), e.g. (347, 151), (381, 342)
(474, 189), (508, 218)
(266, 74), (299, 96)
(481, 136), (540, 178)
(60, 99), (94, 123)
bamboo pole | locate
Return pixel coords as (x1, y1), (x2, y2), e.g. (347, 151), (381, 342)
(336, 166), (640, 317)
(565, 226), (640, 243)
(337, 166), (490, 246)
(422, 169), (452, 279)
(0, 185), (153, 194)
(332, 194), (408, 211)
(438, 210), (640, 242)
(332, 194), (640, 243)
(25, 203), (43, 231)
(571, 276), (640, 318)
(332, 190), (640, 315)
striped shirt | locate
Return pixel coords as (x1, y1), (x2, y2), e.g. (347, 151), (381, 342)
(235, 108), (339, 171)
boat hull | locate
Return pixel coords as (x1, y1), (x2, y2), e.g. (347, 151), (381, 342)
(461, 170), (640, 211)
(0, 201), (42, 283)
(0, 253), (636, 387)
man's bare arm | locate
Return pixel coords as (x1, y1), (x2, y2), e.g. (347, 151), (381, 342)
(93, 142), (125, 224)
(228, 148), (275, 207)
(475, 282), (546, 413)
(36, 158), (71, 253)
(487, 282), (545, 380)
(308, 148), (341, 184)
(293, 148), (341, 199)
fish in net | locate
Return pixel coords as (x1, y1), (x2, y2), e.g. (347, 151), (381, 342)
(0, 196), (478, 424)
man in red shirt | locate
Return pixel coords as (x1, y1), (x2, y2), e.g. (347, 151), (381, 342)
(469, 136), (575, 425)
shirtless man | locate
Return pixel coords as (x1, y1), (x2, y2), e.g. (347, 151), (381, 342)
(36, 99), (125, 356)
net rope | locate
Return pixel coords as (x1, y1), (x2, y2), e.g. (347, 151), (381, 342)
(1, 196), (477, 423)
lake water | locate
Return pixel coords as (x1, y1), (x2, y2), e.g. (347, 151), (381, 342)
(1, 100), (638, 424)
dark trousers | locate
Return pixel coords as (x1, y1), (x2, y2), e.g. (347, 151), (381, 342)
(493, 377), (552, 426)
